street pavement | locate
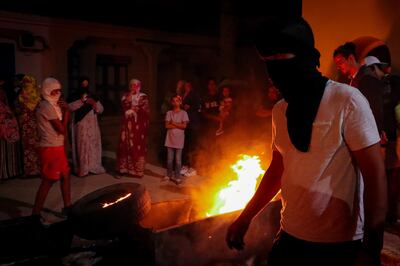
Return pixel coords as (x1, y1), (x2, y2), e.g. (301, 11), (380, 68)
(0, 161), (202, 224)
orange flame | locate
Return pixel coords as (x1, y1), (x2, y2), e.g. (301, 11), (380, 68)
(206, 155), (264, 217)
(102, 193), (132, 208)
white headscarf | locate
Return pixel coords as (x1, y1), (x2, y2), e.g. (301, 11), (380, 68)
(41, 77), (62, 120)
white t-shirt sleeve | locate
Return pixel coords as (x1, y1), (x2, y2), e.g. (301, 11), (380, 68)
(183, 111), (189, 122)
(343, 90), (380, 151)
(165, 111), (171, 122)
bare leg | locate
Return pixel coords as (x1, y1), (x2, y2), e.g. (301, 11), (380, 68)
(216, 120), (224, 136)
(32, 179), (54, 215)
(60, 170), (71, 208)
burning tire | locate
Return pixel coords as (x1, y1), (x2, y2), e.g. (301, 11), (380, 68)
(69, 182), (151, 240)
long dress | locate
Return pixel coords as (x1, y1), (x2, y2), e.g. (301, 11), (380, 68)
(0, 97), (23, 180)
(69, 99), (105, 176)
(116, 92), (150, 177)
(15, 102), (40, 176)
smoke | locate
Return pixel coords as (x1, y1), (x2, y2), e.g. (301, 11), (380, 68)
(188, 93), (274, 218)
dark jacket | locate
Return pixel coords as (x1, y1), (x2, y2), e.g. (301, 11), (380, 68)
(350, 65), (385, 134)
(182, 90), (201, 130)
(382, 74), (400, 141)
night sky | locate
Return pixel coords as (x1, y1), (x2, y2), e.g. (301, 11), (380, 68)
(0, 1), (299, 35)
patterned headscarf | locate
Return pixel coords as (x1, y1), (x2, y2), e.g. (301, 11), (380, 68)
(18, 75), (41, 111)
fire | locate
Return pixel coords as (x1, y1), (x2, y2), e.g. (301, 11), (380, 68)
(206, 155), (265, 217)
(102, 193), (132, 208)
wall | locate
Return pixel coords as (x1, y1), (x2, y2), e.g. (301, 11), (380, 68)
(0, 11), (218, 111)
(303, 0), (400, 77)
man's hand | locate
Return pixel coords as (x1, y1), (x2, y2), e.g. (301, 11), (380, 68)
(81, 93), (88, 102)
(86, 98), (97, 107)
(225, 150), (283, 251)
(380, 131), (388, 146)
(226, 217), (251, 250)
(352, 143), (387, 261)
(58, 99), (69, 111)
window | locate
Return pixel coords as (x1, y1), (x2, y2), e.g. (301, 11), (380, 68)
(96, 54), (131, 115)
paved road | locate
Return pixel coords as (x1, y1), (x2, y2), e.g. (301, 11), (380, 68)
(0, 162), (202, 224)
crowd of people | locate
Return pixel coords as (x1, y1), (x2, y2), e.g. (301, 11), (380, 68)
(1, 72), (274, 217)
(0, 19), (400, 259)
(0, 76), (105, 181)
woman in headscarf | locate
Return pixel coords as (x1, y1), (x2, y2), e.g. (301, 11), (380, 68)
(116, 78), (150, 178)
(68, 76), (105, 177)
(0, 77), (23, 181)
(15, 75), (41, 177)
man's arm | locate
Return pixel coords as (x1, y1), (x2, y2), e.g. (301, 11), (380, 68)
(351, 143), (387, 263)
(49, 110), (70, 135)
(171, 121), (187, 129)
(226, 150), (284, 250)
(49, 100), (70, 135)
(165, 121), (175, 129)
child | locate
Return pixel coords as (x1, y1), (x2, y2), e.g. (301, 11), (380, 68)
(32, 77), (71, 220)
(216, 86), (233, 136)
(163, 95), (189, 185)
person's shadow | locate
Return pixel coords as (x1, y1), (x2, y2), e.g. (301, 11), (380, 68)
(0, 196), (62, 219)
(0, 196), (32, 219)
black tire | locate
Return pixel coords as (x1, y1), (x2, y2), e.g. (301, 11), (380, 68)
(69, 182), (151, 240)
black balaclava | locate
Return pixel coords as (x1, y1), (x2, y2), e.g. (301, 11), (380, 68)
(255, 18), (328, 152)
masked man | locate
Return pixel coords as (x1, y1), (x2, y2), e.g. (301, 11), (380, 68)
(32, 77), (71, 219)
(226, 18), (387, 266)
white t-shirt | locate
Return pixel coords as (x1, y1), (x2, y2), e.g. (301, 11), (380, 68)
(164, 110), (189, 149)
(272, 80), (380, 243)
(36, 100), (65, 147)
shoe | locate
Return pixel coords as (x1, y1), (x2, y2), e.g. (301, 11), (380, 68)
(180, 166), (189, 175)
(32, 214), (51, 226)
(161, 176), (170, 182)
(215, 129), (224, 136)
(114, 174), (123, 179)
(171, 178), (183, 185)
(185, 168), (197, 177)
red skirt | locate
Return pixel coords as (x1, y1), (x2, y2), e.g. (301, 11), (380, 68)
(39, 146), (69, 180)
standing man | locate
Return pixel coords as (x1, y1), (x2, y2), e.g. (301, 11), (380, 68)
(201, 77), (220, 130)
(32, 78), (71, 218)
(364, 56), (400, 224)
(333, 42), (386, 138)
(200, 78), (220, 174)
(226, 18), (387, 266)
